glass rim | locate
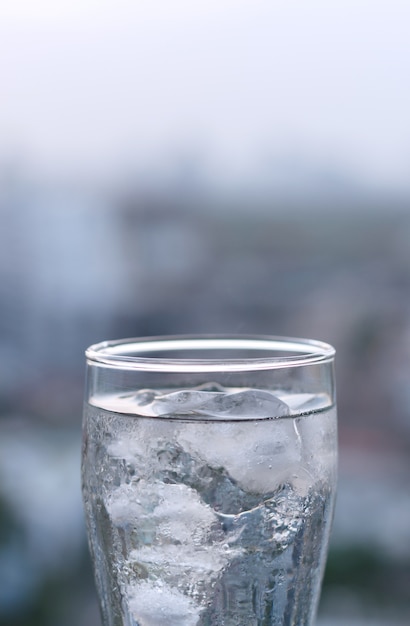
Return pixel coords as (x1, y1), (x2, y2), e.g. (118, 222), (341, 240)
(85, 334), (335, 373)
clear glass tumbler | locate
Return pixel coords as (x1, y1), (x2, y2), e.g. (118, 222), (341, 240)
(82, 335), (337, 626)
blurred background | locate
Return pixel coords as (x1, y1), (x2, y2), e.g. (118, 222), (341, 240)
(1, 1), (410, 624)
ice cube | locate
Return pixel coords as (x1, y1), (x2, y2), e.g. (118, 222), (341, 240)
(296, 406), (337, 482)
(106, 480), (217, 543)
(130, 388), (223, 417)
(196, 388), (290, 419)
(132, 389), (157, 407)
(195, 382), (226, 392)
(130, 543), (233, 575)
(105, 482), (154, 527)
(179, 417), (302, 494)
(127, 485), (241, 606)
(130, 386), (289, 420)
(151, 390), (222, 416)
(106, 418), (178, 469)
(129, 389), (164, 416)
(153, 482), (217, 544)
(127, 580), (200, 626)
(107, 437), (142, 464)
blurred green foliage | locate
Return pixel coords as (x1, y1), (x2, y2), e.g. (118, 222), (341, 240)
(322, 545), (410, 611)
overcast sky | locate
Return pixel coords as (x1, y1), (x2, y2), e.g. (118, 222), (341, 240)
(1, 0), (409, 192)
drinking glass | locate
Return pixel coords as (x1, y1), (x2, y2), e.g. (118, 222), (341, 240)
(82, 335), (337, 626)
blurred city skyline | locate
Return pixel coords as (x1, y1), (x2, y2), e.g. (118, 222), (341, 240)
(1, 0), (410, 194)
